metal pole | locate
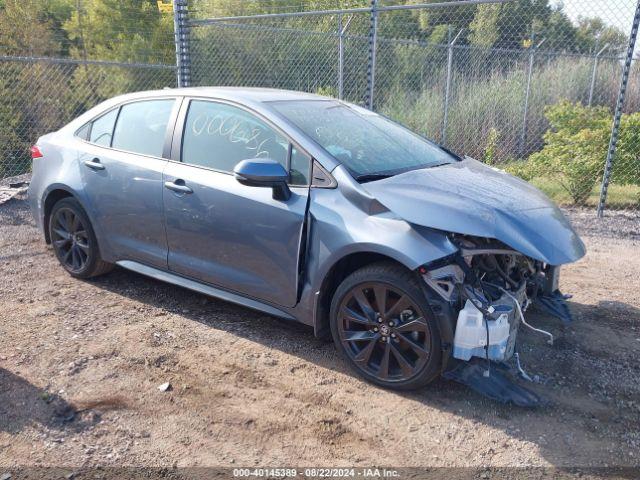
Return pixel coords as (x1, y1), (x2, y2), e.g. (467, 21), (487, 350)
(337, 15), (353, 100)
(597, 0), (640, 217)
(519, 35), (545, 157)
(588, 43), (608, 107)
(338, 14), (344, 100)
(442, 28), (463, 145)
(173, 0), (191, 87)
(365, 0), (379, 110)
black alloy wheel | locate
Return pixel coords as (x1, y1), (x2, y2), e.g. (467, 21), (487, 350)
(51, 206), (90, 273)
(49, 197), (113, 278)
(330, 263), (441, 390)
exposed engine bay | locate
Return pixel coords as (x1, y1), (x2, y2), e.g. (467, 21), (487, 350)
(420, 235), (573, 406)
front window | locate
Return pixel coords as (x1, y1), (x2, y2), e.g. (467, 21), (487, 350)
(270, 100), (458, 180)
(181, 100), (310, 184)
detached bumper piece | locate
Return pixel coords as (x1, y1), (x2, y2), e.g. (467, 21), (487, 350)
(535, 290), (573, 324)
(443, 359), (543, 407)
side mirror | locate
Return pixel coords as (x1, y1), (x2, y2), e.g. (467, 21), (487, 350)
(233, 158), (291, 201)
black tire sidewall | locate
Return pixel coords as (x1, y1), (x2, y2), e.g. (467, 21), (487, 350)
(330, 262), (442, 390)
(49, 197), (101, 278)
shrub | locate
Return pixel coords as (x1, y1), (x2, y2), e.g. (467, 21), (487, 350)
(616, 112), (640, 185)
(527, 100), (610, 205)
(503, 158), (541, 182)
(482, 128), (499, 165)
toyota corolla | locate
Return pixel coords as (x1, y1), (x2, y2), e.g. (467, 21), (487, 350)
(28, 88), (585, 404)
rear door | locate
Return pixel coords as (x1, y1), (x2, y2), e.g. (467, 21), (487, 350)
(78, 97), (179, 268)
(162, 98), (312, 307)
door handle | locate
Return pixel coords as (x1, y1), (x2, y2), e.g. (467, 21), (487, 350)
(84, 158), (105, 170)
(164, 180), (193, 194)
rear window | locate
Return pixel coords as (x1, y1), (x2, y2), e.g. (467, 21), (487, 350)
(112, 99), (174, 157)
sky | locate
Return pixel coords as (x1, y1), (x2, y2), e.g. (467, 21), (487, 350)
(556, 0), (639, 56)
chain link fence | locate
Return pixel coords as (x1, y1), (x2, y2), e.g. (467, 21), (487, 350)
(0, 0), (638, 215)
(0, 0), (177, 179)
(186, 0), (640, 213)
(0, 57), (175, 178)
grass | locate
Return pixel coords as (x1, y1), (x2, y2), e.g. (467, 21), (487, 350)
(531, 177), (640, 209)
(380, 55), (635, 164)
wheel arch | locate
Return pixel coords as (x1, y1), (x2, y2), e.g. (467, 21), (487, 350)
(313, 250), (413, 339)
(42, 185), (97, 245)
(42, 186), (77, 244)
(312, 247), (459, 376)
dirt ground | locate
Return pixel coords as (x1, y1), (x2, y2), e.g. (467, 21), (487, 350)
(0, 192), (639, 474)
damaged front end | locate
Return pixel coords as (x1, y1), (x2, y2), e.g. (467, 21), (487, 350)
(420, 235), (574, 407)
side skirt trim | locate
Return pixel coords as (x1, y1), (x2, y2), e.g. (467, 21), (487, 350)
(116, 260), (296, 321)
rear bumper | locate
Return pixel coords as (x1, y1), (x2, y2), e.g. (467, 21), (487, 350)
(27, 181), (44, 235)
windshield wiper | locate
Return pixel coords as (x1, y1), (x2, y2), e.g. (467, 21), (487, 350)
(439, 145), (463, 161)
(355, 173), (395, 183)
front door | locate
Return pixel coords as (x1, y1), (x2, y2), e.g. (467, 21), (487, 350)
(162, 99), (311, 307)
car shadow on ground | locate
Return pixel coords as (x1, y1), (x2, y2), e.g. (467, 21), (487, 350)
(0, 367), (88, 435)
(88, 266), (639, 471)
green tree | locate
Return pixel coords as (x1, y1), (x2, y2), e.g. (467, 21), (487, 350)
(0, 0), (75, 176)
(0, 0), (64, 56)
(469, 3), (501, 48)
(62, 0), (174, 64)
(575, 17), (627, 54)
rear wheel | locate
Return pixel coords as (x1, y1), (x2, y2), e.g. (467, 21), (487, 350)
(49, 197), (113, 278)
(330, 262), (441, 390)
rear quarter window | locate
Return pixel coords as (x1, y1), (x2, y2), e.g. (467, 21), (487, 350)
(75, 122), (91, 141)
(89, 108), (119, 147)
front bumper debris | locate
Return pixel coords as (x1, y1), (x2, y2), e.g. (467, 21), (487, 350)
(443, 359), (543, 407)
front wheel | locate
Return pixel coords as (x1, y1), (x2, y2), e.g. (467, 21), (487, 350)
(330, 262), (442, 390)
(49, 197), (113, 279)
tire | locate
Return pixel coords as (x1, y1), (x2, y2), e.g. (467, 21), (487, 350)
(48, 197), (113, 279)
(330, 262), (442, 390)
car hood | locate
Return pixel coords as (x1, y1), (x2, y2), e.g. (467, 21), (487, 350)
(362, 158), (586, 265)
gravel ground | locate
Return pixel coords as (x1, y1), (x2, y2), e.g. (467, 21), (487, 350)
(0, 192), (639, 475)
(563, 207), (640, 241)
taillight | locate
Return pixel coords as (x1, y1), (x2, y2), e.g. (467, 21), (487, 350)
(30, 145), (43, 159)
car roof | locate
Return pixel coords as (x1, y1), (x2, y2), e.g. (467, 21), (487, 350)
(66, 86), (343, 172)
(116, 86), (331, 104)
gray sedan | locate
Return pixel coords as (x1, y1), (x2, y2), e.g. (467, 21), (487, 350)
(28, 88), (585, 401)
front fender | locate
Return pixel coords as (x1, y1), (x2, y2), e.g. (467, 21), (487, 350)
(309, 166), (459, 283)
(312, 220), (457, 285)
(299, 183), (458, 335)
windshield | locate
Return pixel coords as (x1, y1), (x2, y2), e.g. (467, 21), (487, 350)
(270, 100), (458, 179)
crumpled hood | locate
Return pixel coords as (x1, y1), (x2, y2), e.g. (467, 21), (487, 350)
(362, 158), (586, 265)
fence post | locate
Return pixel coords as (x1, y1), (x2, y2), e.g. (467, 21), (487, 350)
(588, 43), (608, 107)
(173, 0), (191, 87)
(365, 0), (379, 110)
(337, 15), (353, 100)
(442, 27), (463, 146)
(597, 0), (640, 217)
(519, 34), (545, 157)
(338, 14), (344, 100)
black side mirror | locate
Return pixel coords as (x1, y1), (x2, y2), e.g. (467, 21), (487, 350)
(233, 158), (291, 201)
